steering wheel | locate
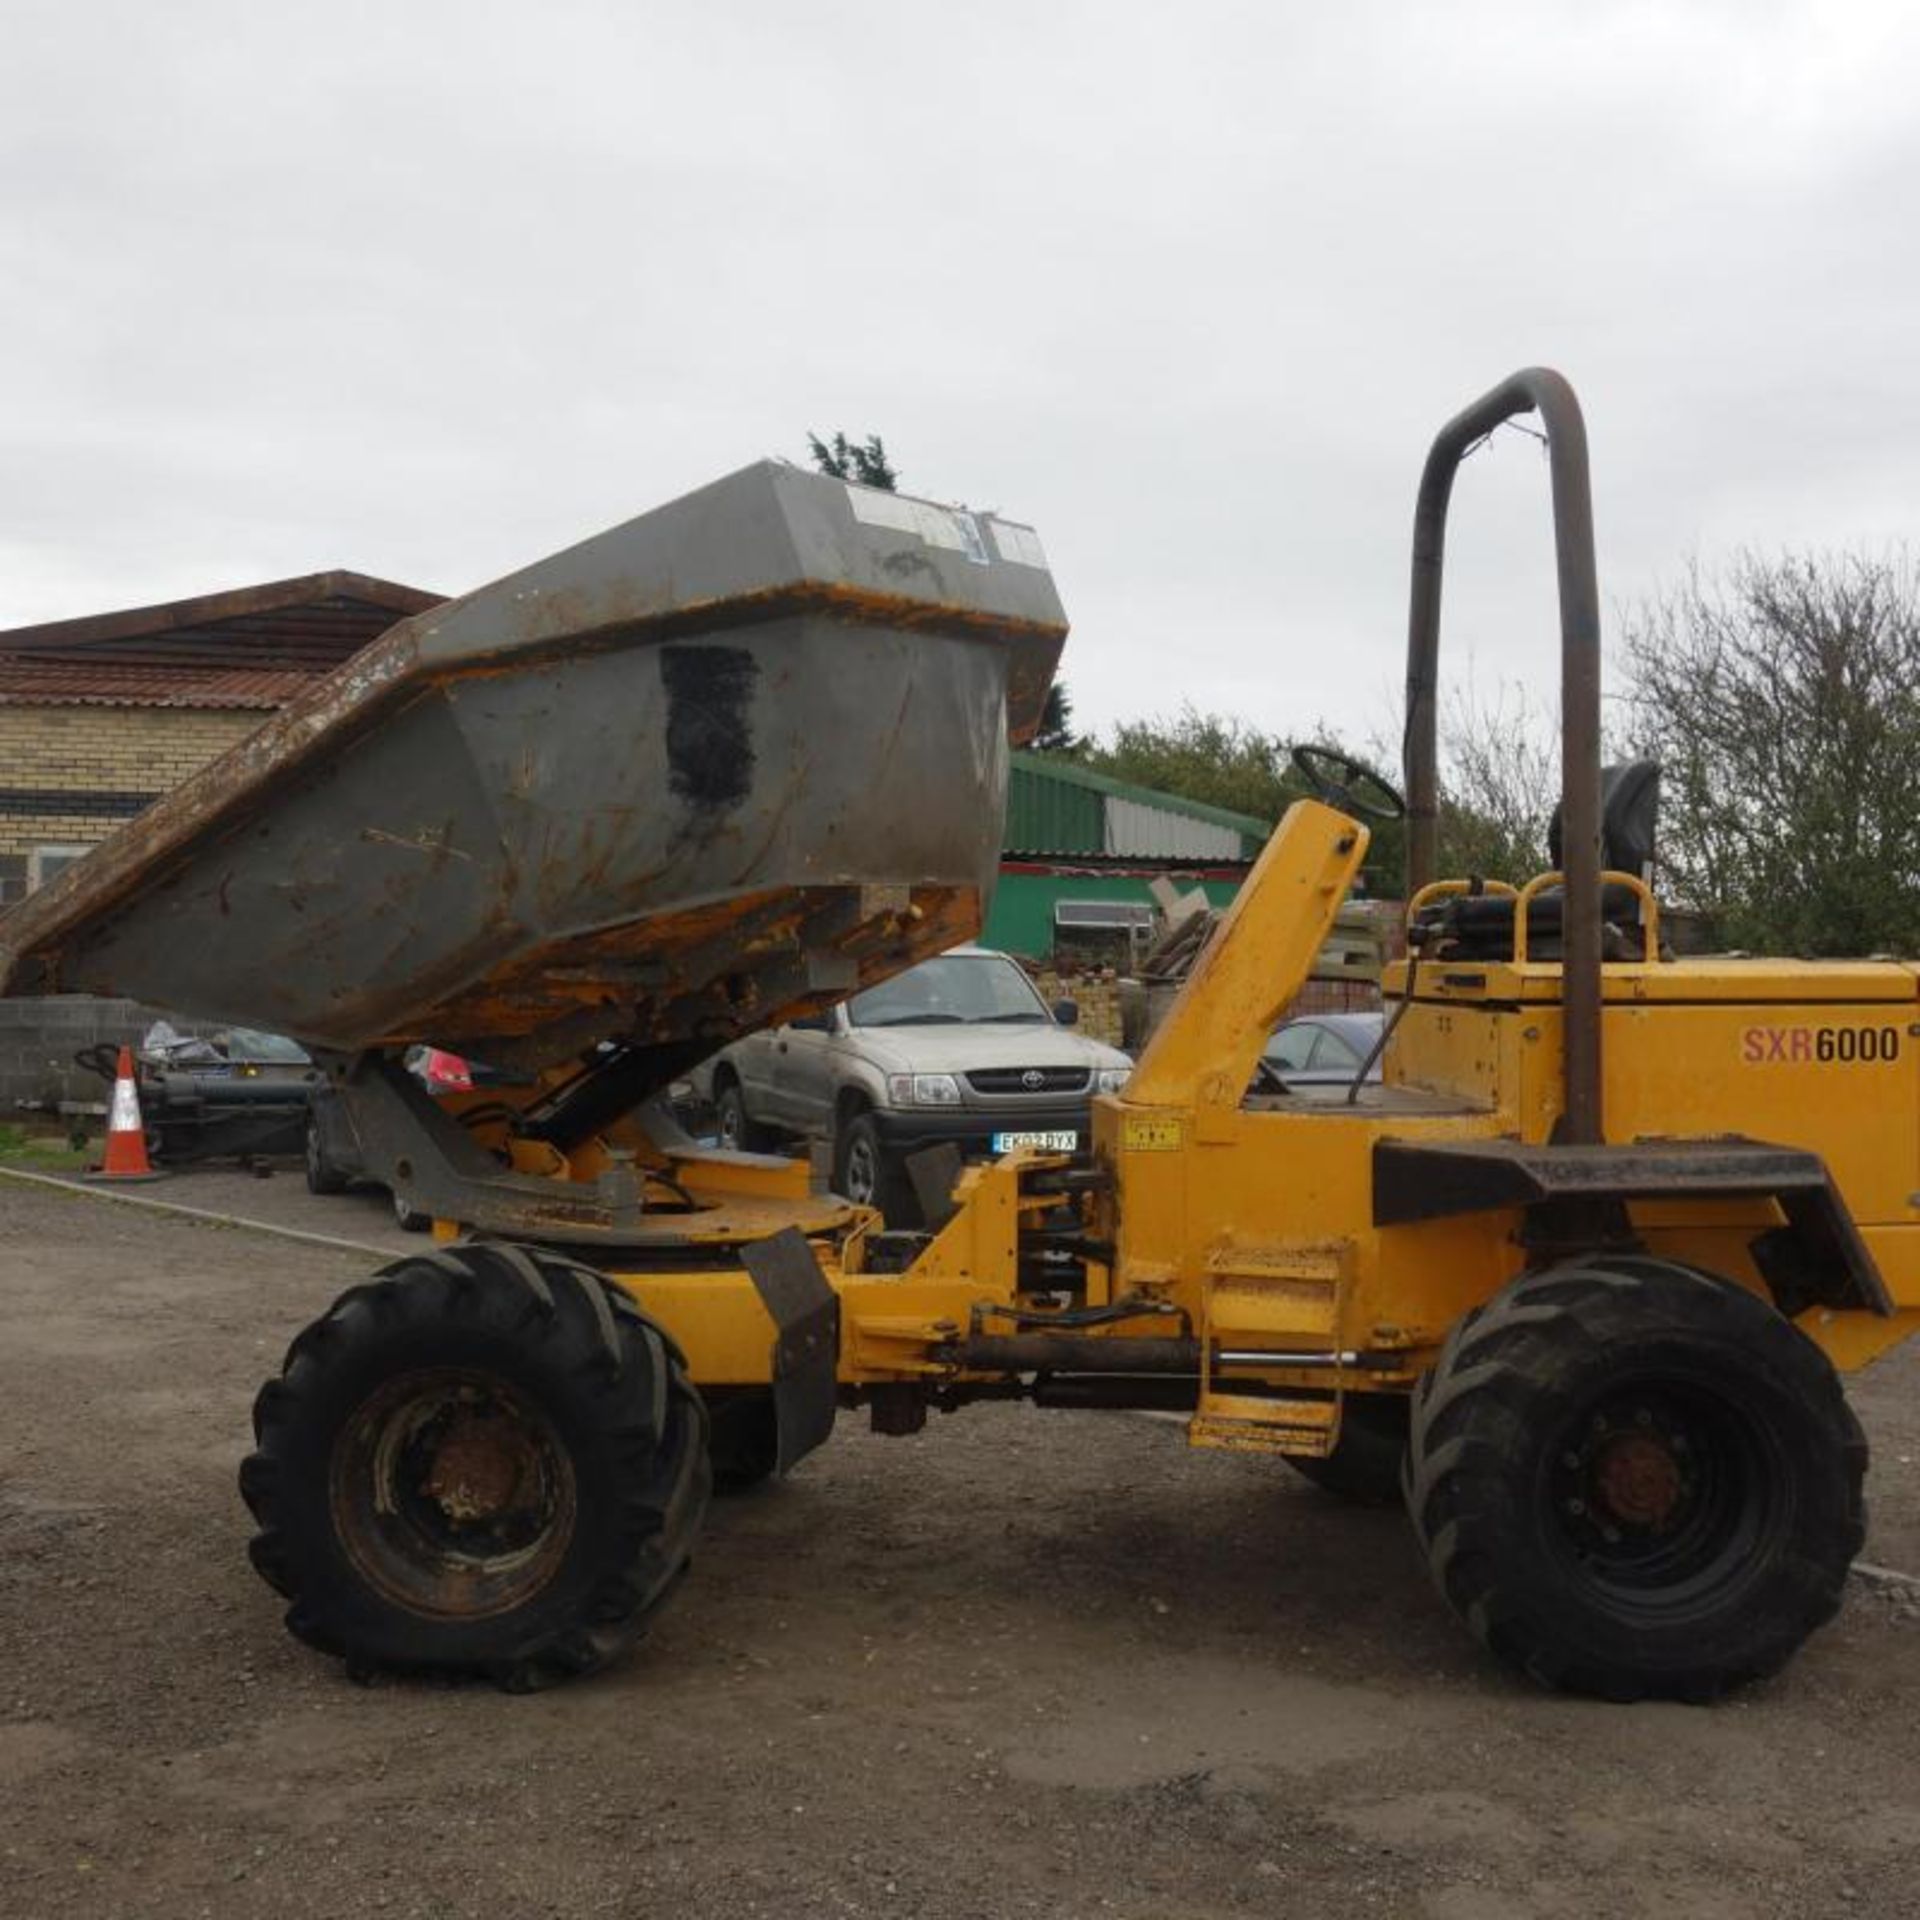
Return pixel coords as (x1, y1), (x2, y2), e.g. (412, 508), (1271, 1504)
(1289, 744), (1406, 823)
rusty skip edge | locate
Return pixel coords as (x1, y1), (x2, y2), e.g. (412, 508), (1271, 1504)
(359, 881), (988, 1064)
(0, 577), (1066, 1000)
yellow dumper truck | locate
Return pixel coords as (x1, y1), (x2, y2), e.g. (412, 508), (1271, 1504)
(5, 371), (1908, 1700)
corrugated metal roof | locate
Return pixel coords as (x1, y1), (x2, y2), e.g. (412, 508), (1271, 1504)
(0, 661), (314, 709)
(1004, 750), (1270, 859)
(0, 572), (440, 654)
(1103, 794), (1248, 861)
(0, 575), (442, 711)
(1005, 757), (1105, 855)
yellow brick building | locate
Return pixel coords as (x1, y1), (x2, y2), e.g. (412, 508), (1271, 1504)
(0, 573), (438, 905)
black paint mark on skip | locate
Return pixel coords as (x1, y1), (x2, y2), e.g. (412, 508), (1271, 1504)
(662, 645), (758, 810)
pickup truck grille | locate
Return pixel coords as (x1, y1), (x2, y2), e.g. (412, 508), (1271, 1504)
(964, 1066), (1091, 1096)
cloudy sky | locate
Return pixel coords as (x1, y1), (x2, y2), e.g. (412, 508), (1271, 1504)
(5, 1), (1917, 748)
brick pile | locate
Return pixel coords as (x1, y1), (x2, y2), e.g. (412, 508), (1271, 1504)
(1033, 966), (1124, 1048)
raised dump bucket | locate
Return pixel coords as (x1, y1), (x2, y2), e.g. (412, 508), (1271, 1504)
(0, 463), (1066, 1075)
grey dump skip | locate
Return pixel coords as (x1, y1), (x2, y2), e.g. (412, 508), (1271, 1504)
(0, 462), (1067, 1079)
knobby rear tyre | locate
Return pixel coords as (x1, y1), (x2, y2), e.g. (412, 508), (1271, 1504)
(240, 1242), (711, 1691)
(1403, 1254), (1866, 1702)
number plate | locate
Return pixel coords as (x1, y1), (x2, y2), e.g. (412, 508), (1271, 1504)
(991, 1129), (1079, 1153)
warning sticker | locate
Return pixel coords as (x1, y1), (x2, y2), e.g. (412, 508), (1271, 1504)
(846, 484), (990, 563)
(846, 486), (924, 536)
(1122, 1114), (1184, 1153)
(989, 518), (1048, 569)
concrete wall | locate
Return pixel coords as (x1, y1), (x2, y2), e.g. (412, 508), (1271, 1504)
(0, 996), (218, 1113)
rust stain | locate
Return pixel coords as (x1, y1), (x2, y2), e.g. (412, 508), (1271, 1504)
(422, 1407), (533, 1522)
(361, 825), (473, 864)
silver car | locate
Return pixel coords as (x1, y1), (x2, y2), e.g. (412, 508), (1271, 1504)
(1261, 1011), (1385, 1087)
(706, 947), (1131, 1223)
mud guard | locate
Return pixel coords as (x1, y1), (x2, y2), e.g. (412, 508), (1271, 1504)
(741, 1229), (841, 1471)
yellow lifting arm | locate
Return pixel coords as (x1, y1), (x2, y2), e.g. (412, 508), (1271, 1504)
(1122, 799), (1370, 1117)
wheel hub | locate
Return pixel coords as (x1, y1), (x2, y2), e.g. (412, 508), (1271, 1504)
(1546, 1380), (1765, 1596)
(333, 1370), (577, 1619)
(1591, 1430), (1685, 1530)
(422, 1406), (540, 1523)
(846, 1142), (875, 1200)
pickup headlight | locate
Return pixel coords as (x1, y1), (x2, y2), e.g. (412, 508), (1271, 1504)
(1095, 1067), (1132, 1094)
(886, 1072), (963, 1107)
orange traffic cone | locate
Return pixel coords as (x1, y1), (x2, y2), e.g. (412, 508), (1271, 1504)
(87, 1045), (165, 1182)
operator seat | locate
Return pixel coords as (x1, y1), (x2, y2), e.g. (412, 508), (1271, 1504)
(1415, 761), (1662, 962)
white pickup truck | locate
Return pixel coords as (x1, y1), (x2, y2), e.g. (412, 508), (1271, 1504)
(704, 947), (1131, 1223)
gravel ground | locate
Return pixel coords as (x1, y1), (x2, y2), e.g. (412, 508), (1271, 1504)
(3, 1175), (1919, 1920)
(8, 1157), (428, 1258)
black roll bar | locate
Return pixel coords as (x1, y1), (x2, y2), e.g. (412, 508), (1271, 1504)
(1402, 368), (1604, 1145)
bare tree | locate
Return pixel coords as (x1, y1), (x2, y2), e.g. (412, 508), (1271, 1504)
(1366, 679), (1558, 894)
(1432, 680), (1559, 883)
(1620, 552), (1920, 955)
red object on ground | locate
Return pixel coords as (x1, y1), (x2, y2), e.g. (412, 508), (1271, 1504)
(90, 1045), (163, 1181)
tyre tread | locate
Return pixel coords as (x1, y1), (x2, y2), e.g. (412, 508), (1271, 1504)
(240, 1241), (710, 1691)
(1405, 1254), (1865, 1702)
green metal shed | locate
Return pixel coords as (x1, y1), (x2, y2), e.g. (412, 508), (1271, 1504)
(986, 752), (1273, 960)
